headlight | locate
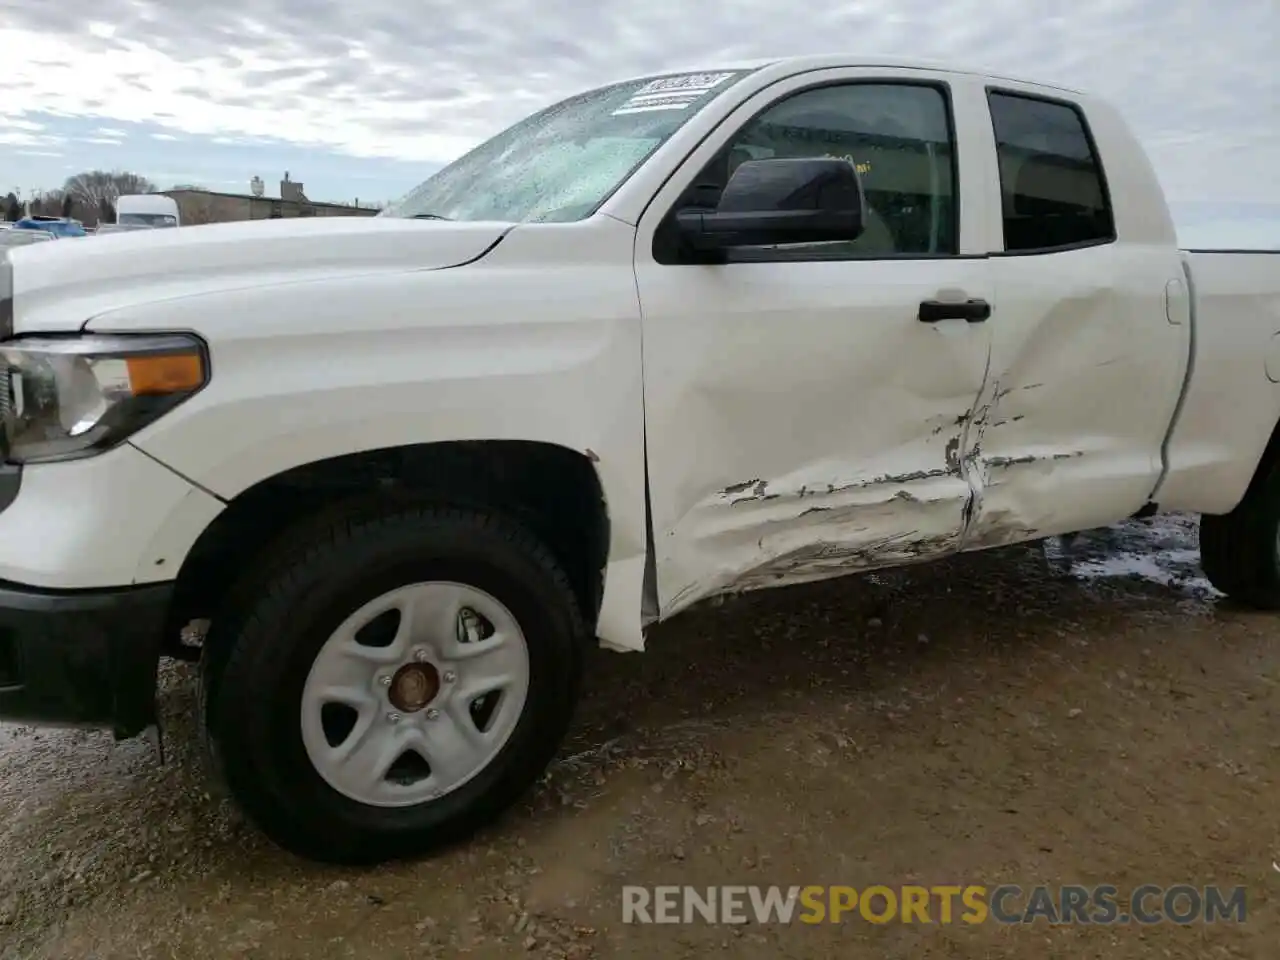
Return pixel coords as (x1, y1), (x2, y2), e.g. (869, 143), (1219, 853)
(0, 334), (209, 464)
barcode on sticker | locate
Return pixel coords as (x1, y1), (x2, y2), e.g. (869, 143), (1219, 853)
(635, 72), (737, 95)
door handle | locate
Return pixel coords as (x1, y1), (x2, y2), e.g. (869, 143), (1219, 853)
(918, 299), (991, 323)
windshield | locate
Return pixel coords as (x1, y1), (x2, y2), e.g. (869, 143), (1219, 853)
(380, 69), (758, 224)
(119, 213), (177, 228)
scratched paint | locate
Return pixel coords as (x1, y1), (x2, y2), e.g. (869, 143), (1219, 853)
(637, 239), (996, 620)
(720, 469), (954, 506)
(730, 528), (964, 593)
(663, 481), (968, 612)
(969, 246), (1191, 544)
(642, 242), (1190, 619)
(987, 451), (1084, 469)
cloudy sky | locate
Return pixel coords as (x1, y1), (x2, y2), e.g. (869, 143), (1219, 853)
(0, 0), (1276, 244)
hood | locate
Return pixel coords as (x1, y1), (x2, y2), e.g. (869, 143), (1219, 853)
(9, 216), (514, 333)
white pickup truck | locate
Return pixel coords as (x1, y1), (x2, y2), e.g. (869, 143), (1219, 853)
(0, 55), (1277, 864)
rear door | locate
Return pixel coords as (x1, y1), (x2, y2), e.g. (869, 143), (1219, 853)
(963, 88), (1191, 548)
(634, 69), (998, 617)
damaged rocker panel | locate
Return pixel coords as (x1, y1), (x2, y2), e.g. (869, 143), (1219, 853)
(724, 527), (965, 595)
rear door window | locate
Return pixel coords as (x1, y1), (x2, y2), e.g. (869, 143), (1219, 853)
(987, 91), (1115, 253)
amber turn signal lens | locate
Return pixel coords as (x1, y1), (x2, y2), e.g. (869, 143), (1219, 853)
(125, 352), (205, 395)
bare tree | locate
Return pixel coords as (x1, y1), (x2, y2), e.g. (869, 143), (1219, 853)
(29, 190), (65, 218)
(62, 170), (156, 210)
(3, 194), (19, 222)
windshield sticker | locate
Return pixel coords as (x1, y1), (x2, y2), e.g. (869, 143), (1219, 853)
(612, 71), (739, 115)
(636, 72), (739, 95)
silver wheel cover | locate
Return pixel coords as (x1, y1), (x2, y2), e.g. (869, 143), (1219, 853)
(299, 581), (531, 808)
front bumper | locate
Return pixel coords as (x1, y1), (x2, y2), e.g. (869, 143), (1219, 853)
(0, 443), (221, 739)
(0, 579), (172, 738)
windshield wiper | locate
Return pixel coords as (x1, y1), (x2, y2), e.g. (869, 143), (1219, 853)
(410, 213), (453, 221)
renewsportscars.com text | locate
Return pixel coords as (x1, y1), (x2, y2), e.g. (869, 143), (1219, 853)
(621, 884), (1247, 925)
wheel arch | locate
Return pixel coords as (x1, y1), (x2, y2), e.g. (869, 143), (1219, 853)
(1235, 415), (1280, 506)
(166, 439), (612, 652)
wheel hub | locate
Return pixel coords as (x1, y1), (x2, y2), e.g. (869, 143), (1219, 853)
(388, 662), (440, 713)
(300, 581), (531, 808)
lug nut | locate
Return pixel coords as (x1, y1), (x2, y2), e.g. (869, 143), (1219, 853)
(426, 708), (440, 721)
(443, 670), (457, 684)
(387, 712), (401, 723)
(413, 649), (430, 662)
(379, 675), (392, 687)
(457, 608), (482, 644)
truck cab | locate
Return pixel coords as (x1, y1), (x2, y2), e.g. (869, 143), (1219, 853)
(115, 193), (180, 228)
(0, 55), (1276, 866)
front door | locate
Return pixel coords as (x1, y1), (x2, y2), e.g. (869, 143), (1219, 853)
(635, 70), (998, 618)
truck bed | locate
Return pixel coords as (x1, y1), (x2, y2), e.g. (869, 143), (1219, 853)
(1157, 249), (1280, 513)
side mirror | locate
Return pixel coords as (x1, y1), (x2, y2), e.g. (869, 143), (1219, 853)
(675, 157), (866, 251)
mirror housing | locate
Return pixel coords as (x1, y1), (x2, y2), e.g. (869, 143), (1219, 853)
(675, 157), (866, 251)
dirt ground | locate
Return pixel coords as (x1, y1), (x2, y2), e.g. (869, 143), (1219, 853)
(0, 514), (1276, 959)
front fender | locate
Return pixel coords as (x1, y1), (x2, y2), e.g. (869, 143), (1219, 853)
(88, 217), (651, 648)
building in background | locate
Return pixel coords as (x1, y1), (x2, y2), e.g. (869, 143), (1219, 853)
(163, 173), (380, 224)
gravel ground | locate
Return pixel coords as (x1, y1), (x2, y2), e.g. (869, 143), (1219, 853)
(1, 513), (1277, 959)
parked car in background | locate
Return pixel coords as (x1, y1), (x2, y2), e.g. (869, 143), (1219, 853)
(13, 216), (85, 238)
(0, 228), (54, 247)
(116, 194), (180, 228)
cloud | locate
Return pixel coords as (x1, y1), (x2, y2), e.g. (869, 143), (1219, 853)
(0, 129), (66, 149)
(0, 0), (1275, 203)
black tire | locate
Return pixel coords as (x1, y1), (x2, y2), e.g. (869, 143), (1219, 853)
(202, 503), (588, 865)
(1199, 467), (1280, 608)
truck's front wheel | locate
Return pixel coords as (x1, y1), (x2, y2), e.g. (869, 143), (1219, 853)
(1199, 468), (1280, 609)
(204, 505), (587, 864)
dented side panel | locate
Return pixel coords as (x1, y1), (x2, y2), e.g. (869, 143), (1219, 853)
(954, 86), (1192, 548)
(636, 257), (993, 618)
(966, 243), (1190, 547)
